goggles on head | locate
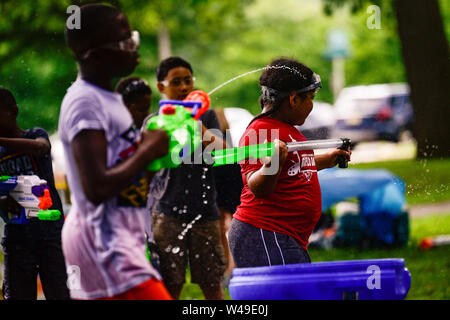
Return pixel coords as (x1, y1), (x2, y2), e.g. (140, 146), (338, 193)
(81, 30), (140, 60)
(296, 73), (322, 94)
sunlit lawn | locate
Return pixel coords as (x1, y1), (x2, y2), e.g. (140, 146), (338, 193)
(349, 158), (450, 205)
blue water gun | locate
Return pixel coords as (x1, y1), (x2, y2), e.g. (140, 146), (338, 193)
(0, 175), (61, 224)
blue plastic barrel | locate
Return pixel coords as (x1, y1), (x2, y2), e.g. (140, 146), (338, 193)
(229, 258), (411, 300)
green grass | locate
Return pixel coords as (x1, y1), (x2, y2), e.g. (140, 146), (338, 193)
(180, 213), (450, 300)
(349, 158), (450, 205)
(310, 213), (450, 300)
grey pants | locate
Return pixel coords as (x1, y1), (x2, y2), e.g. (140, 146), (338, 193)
(228, 218), (311, 268)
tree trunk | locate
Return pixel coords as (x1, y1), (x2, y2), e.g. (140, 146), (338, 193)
(394, 0), (450, 159)
(157, 24), (172, 60)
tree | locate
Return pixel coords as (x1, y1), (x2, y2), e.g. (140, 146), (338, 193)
(394, 0), (450, 159)
(322, 0), (450, 159)
(0, 0), (253, 131)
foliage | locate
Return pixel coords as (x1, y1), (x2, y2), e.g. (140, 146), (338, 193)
(0, 0), (448, 135)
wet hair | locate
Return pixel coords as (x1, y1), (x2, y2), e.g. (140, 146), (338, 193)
(65, 4), (123, 59)
(0, 87), (17, 110)
(115, 77), (152, 106)
(156, 56), (193, 81)
(248, 58), (314, 126)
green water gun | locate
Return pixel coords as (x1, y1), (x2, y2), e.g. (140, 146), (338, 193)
(211, 138), (351, 168)
(145, 90), (211, 171)
(146, 103), (202, 171)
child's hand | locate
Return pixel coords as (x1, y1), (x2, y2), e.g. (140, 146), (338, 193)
(326, 148), (351, 169)
(0, 195), (22, 218)
(314, 147), (352, 171)
(262, 139), (288, 170)
(141, 129), (170, 161)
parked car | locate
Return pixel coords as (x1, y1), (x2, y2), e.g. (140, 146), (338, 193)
(296, 101), (337, 140)
(331, 83), (414, 144)
(222, 107), (255, 147)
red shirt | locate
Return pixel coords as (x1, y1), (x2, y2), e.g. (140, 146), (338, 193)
(233, 117), (322, 250)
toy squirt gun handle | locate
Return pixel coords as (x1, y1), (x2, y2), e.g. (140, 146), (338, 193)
(0, 175), (61, 224)
(145, 90), (210, 171)
(211, 138), (351, 169)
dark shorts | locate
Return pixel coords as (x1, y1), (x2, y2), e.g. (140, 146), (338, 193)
(1, 220), (70, 300)
(151, 212), (226, 286)
(228, 218), (311, 268)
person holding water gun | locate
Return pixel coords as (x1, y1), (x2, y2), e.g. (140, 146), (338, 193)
(149, 56), (227, 300)
(0, 87), (70, 300)
(228, 58), (351, 268)
(59, 4), (171, 300)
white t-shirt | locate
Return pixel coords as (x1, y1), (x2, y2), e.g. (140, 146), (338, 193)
(58, 78), (160, 299)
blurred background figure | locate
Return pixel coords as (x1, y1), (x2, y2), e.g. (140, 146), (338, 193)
(116, 77), (152, 129)
(212, 107), (244, 287)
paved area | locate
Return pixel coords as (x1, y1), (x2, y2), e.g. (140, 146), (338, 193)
(408, 200), (450, 218)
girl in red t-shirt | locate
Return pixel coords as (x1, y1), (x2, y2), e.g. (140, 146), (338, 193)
(228, 58), (351, 268)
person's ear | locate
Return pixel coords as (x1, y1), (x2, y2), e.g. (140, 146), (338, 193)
(157, 82), (166, 94)
(289, 92), (299, 106)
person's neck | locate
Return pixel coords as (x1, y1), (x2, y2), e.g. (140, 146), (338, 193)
(262, 104), (292, 125)
(79, 65), (114, 92)
(6, 125), (25, 138)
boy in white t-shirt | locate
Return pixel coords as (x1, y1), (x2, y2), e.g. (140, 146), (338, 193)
(58, 4), (171, 300)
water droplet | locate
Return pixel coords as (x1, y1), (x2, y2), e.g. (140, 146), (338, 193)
(178, 235), (184, 240)
(206, 185), (211, 190)
(195, 254), (200, 259)
(185, 189), (189, 194)
(172, 206), (178, 211)
(203, 200), (208, 204)
(172, 247), (180, 254)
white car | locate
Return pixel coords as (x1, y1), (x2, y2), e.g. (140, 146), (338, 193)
(296, 101), (337, 140)
(331, 83), (413, 144)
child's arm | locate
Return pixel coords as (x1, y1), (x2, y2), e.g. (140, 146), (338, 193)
(246, 139), (288, 198)
(71, 129), (169, 205)
(0, 137), (50, 157)
(201, 123), (229, 149)
(314, 148), (351, 171)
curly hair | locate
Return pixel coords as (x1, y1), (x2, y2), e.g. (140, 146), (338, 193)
(248, 58), (314, 126)
(115, 77), (152, 106)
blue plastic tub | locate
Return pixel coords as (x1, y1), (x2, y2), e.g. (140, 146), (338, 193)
(229, 258), (411, 300)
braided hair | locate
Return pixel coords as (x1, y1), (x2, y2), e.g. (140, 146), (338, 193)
(248, 58), (314, 127)
(115, 77), (152, 107)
